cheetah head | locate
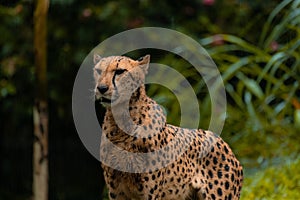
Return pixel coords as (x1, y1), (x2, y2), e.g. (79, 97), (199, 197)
(93, 54), (150, 107)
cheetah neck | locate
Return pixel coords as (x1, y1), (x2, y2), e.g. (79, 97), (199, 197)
(103, 85), (167, 151)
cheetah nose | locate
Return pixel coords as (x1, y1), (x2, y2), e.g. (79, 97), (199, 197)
(97, 85), (109, 94)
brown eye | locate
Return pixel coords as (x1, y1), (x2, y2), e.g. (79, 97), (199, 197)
(95, 68), (102, 74)
(115, 68), (127, 75)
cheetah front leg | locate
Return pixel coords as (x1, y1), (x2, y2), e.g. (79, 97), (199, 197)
(106, 190), (128, 200)
(102, 169), (129, 200)
(190, 175), (208, 200)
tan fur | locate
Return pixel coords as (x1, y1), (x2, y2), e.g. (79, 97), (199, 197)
(94, 55), (243, 200)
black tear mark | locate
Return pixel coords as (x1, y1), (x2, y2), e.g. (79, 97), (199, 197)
(112, 72), (117, 88)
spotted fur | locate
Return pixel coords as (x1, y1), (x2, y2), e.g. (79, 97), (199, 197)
(93, 55), (243, 200)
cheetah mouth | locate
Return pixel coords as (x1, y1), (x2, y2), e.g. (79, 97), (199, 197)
(95, 94), (120, 106)
(100, 97), (112, 104)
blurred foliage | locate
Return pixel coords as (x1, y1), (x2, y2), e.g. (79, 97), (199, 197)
(241, 155), (300, 199)
(0, 0), (299, 199)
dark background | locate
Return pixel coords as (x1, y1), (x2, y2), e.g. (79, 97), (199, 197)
(1, 0), (299, 199)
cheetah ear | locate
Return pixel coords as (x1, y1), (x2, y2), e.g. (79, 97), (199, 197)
(93, 53), (102, 65)
(137, 54), (150, 74)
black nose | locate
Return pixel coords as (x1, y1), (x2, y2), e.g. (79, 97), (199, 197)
(97, 85), (108, 94)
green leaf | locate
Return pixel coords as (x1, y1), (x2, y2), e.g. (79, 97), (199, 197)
(237, 72), (264, 100)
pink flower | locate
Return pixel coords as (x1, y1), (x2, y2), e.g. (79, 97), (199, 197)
(203, 0), (215, 6)
(270, 41), (279, 51)
(82, 8), (92, 18)
(212, 34), (224, 46)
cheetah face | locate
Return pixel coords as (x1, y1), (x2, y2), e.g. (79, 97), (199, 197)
(93, 54), (150, 107)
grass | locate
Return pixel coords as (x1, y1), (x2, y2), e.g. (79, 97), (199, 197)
(241, 155), (300, 199)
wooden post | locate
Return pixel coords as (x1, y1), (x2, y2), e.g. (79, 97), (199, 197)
(33, 0), (49, 200)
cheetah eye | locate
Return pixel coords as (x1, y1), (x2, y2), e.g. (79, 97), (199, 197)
(95, 68), (102, 75)
(115, 68), (127, 75)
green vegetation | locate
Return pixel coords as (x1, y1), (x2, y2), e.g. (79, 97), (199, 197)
(241, 156), (300, 199)
(0, 0), (299, 199)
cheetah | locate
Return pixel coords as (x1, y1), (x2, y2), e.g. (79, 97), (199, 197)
(93, 54), (243, 200)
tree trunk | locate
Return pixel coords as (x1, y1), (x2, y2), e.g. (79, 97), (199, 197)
(33, 0), (49, 200)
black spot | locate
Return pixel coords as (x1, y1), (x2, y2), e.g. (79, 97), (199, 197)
(230, 159), (235, 166)
(237, 170), (241, 177)
(201, 170), (205, 176)
(138, 118), (142, 124)
(231, 174), (235, 182)
(225, 181), (230, 190)
(152, 174), (155, 180)
(211, 193), (216, 200)
(217, 188), (223, 196)
(228, 193), (232, 200)
(218, 170), (223, 178)
(208, 182), (213, 189)
(208, 170), (213, 178)
(225, 164), (230, 171)
(205, 160), (210, 166)
(135, 86), (141, 99)
(157, 171), (161, 178)
(150, 188), (154, 194)
(145, 177), (149, 181)
(110, 192), (117, 199)
(213, 157), (218, 165)
(224, 145), (229, 154)
(222, 154), (226, 161)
